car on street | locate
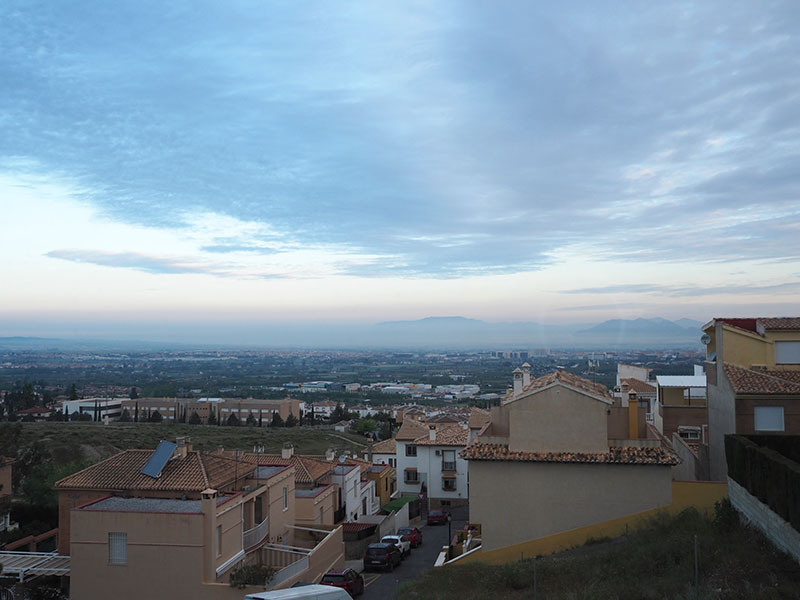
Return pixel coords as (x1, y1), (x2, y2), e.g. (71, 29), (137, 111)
(397, 526), (423, 548)
(381, 534), (411, 558)
(427, 509), (448, 525)
(363, 542), (402, 572)
(320, 568), (364, 597)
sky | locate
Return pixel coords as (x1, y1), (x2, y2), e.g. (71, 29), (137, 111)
(1, 1), (799, 343)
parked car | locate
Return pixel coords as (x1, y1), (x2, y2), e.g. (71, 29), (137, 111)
(397, 526), (423, 548)
(427, 509), (448, 525)
(381, 534), (411, 558)
(320, 568), (364, 597)
(363, 542), (402, 572)
(244, 583), (353, 599)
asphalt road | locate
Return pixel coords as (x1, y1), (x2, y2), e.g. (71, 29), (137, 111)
(359, 505), (469, 600)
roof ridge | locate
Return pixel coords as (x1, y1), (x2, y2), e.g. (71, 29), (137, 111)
(197, 451), (210, 489)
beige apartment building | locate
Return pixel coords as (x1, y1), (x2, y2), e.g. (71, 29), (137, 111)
(463, 368), (678, 551)
(57, 438), (344, 598)
(120, 396), (300, 425)
(703, 317), (800, 480)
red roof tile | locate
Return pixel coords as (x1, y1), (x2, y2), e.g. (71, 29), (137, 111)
(758, 317), (800, 330)
(414, 426), (469, 447)
(396, 419), (429, 441)
(369, 438), (396, 454)
(620, 378), (656, 394)
(461, 443), (679, 466)
(521, 370), (613, 401)
(243, 454), (331, 485)
(468, 407), (491, 429)
(723, 363), (800, 395)
(55, 450), (255, 492)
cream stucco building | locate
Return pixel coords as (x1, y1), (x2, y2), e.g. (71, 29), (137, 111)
(463, 367), (678, 551)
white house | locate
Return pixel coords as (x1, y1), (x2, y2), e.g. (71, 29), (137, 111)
(364, 438), (396, 468)
(329, 463), (362, 521)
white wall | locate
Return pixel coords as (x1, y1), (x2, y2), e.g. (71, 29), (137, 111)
(395, 440), (421, 496)
(416, 445), (469, 501)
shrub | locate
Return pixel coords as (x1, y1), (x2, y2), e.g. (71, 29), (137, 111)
(229, 564), (275, 589)
(188, 411), (202, 425)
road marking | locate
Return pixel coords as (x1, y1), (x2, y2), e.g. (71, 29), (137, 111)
(363, 574), (381, 588)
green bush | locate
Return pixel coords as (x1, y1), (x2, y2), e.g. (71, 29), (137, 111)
(228, 564), (275, 589)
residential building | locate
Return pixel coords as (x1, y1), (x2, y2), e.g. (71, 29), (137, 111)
(411, 426), (470, 509)
(120, 396), (300, 425)
(363, 438), (396, 467)
(463, 368), (678, 550)
(395, 419), (428, 496)
(468, 407), (491, 443)
(59, 439), (344, 598)
(364, 463), (394, 508)
(703, 317), (800, 481)
(653, 370), (707, 442)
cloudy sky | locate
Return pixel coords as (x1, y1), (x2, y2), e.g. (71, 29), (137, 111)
(1, 1), (799, 341)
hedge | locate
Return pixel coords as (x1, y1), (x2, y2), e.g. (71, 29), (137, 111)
(725, 434), (800, 532)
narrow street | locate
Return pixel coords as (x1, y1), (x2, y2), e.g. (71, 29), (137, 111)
(359, 505), (469, 600)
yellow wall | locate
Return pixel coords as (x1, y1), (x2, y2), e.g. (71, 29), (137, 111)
(455, 481), (727, 565)
(296, 486), (336, 526)
(721, 326), (771, 368)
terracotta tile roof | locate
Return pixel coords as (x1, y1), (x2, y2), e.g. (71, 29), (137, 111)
(342, 522), (376, 533)
(370, 438), (396, 454)
(414, 426), (469, 447)
(55, 450), (255, 492)
(460, 443), (679, 466)
(427, 414), (461, 424)
(620, 378), (657, 394)
(758, 317), (800, 330)
(243, 454), (331, 485)
(723, 363), (800, 395)
(396, 419), (429, 441)
(520, 370), (613, 401)
(469, 407), (491, 429)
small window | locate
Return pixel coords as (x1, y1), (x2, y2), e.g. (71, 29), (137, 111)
(442, 450), (456, 471)
(404, 469), (419, 483)
(754, 406), (784, 432)
(775, 341), (800, 364)
(283, 486), (288, 510)
(405, 445), (417, 457)
(442, 477), (457, 491)
(108, 532), (127, 565)
(389, 458), (396, 467)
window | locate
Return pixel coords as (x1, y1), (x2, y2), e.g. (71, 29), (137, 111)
(389, 458), (396, 467)
(442, 450), (456, 471)
(442, 477), (457, 491)
(108, 532), (127, 565)
(678, 427), (700, 440)
(405, 445), (417, 457)
(754, 406), (784, 432)
(283, 486), (288, 510)
(404, 469), (419, 483)
(775, 341), (800, 364)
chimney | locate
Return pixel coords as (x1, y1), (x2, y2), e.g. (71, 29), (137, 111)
(176, 436), (188, 459)
(628, 392), (639, 439)
(429, 425), (436, 441)
(368, 440), (374, 463)
(521, 363), (531, 388)
(201, 488), (218, 583)
(282, 442), (294, 460)
(512, 368), (523, 397)
(325, 447), (335, 462)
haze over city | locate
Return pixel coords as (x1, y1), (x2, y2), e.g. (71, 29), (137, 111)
(2, 1), (799, 345)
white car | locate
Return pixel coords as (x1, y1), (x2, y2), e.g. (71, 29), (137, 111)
(381, 534), (411, 558)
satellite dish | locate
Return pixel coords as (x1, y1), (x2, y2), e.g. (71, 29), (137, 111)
(700, 333), (712, 345)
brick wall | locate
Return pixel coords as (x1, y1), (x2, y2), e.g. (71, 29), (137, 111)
(728, 477), (800, 564)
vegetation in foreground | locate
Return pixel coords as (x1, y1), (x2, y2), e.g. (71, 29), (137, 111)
(400, 503), (800, 600)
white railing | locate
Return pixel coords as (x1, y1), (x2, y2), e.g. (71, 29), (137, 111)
(243, 516), (269, 551)
(269, 555), (310, 588)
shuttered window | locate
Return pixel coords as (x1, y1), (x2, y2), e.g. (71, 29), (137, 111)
(108, 532), (127, 565)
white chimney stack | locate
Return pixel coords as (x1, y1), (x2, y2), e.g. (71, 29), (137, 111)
(281, 443), (294, 460)
(521, 363), (531, 388)
(429, 426), (436, 441)
(513, 368), (523, 397)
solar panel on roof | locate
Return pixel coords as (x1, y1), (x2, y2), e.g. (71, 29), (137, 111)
(141, 440), (177, 478)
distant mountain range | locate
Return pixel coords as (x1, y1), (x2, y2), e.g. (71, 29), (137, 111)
(0, 317), (707, 351)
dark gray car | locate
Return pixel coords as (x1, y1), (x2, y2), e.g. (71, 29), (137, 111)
(363, 542), (402, 572)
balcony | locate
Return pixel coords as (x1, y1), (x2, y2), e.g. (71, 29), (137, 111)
(243, 516), (269, 551)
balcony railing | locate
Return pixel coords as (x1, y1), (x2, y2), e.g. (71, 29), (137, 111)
(243, 516), (269, 551)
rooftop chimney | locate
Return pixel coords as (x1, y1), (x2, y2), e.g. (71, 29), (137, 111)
(521, 363), (531, 388)
(281, 442), (294, 460)
(176, 436), (188, 459)
(628, 394), (639, 439)
(429, 425), (436, 441)
(512, 368), (523, 397)
(325, 447), (335, 462)
(368, 440), (374, 463)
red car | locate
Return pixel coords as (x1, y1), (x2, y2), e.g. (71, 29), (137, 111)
(397, 526), (423, 548)
(427, 509), (448, 525)
(320, 568), (364, 596)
